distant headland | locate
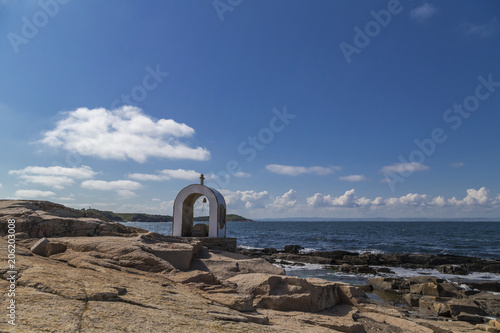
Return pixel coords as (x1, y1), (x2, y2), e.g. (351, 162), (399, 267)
(82, 208), (254, 223)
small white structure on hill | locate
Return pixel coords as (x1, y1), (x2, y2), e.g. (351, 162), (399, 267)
(172, 174), (227, 238)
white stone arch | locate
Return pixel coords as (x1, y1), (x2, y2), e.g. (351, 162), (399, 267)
(172, 184), (226, 238)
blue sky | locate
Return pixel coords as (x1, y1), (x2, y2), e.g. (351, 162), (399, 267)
(1, 0), (499, 219)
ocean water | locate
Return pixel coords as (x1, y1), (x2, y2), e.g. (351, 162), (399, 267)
(121, 221), (500, 259)
(120, 221), (500, 284)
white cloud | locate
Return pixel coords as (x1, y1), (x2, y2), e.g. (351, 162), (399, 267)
(339, 174), (367, 182)
(117, 190), (137, 199)
(266, 164), (339, 176)
(304, 187), (497, 213)
(307, 189), (358, 208)
(431, 196), (446, 207)
(81, 180), (142, 198)
(448, 187), (491, 206)
(38, 106), (210, 163)
(161, 169), (201, 180)
(449, 162), (464, 168)
(9, 165), (97, 189)
(219, 189), (271, 210)
(0, 183), (2, 188)
(380, 162), (429, 174)
(129, 169), (200, 182)
(82, 180), (142, 191)
(385, 193), (428, 206)
(459, 19), (497, 39)
(410, 3), (437, 22)
(15, 189), (56, 199)
(266, 189), (297, 210)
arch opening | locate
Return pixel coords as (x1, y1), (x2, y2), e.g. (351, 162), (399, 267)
(172, 183), (226, 238)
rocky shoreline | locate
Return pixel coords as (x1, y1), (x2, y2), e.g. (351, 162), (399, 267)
(1, 200), (499, 332)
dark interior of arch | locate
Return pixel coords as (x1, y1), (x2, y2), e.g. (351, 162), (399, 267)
(181, 193), (203, 236)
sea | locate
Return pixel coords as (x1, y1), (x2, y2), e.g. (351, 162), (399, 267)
(120, 221), (500, 285)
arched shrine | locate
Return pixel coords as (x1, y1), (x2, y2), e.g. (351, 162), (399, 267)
(172, 174), (227, 238)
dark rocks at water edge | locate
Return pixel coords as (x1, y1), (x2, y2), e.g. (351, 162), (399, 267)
(239, 245), (500, 275)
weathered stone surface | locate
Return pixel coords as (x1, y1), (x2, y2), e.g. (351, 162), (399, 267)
(191, 248), (285, 280)
(447, 299), (487, 317)
(227, 273), (340, 312)
(45, 234), (203, 273)
(368, 277), (408, 292)
(0, 200), (146, 238)
(403, 293), (420, 307)
(30, 237), (49, 256)
(336, 283), (370, 307)
(192, 223), (209, 237)
(490, 318), (500, 330)
(46, 241), (68, 256)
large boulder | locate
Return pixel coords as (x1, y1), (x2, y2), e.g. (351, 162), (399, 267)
(0, 200), (146, 237)
(227, 273), (340, 312)
(191, 248), (285, 280)
(38, 233), (201, 273)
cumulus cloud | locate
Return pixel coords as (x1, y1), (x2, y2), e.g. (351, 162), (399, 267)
(380, 162), (429, 174)
(410, 3), (437, 23)
(307, 189), (358, 208)
(266, 164), (339, 176)
(219, 189), (271, 210)
(459, 19), (497, 39)
(9, 165), (97, 189)
(448, 187), (491, 206)
(305, 187), (497, 212)
(38, 106), (210, 163)
(81, 180), (142, 198)
(266, 189), (297, 210)
(15, 189), (55, 199)
(385, 193), (428, 206)
(339, 174), (367, 182)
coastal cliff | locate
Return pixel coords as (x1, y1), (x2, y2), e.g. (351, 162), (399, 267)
(1, 200), (499, 332)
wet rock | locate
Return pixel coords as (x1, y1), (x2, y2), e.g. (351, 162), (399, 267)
(272, 253), (333, 265)
(438, 264), (469, 275)
(455, 312), (485, 324)
(376, 267), (394, 274)
(283, 244), (303, 254)
(467, 281), (500, 292)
